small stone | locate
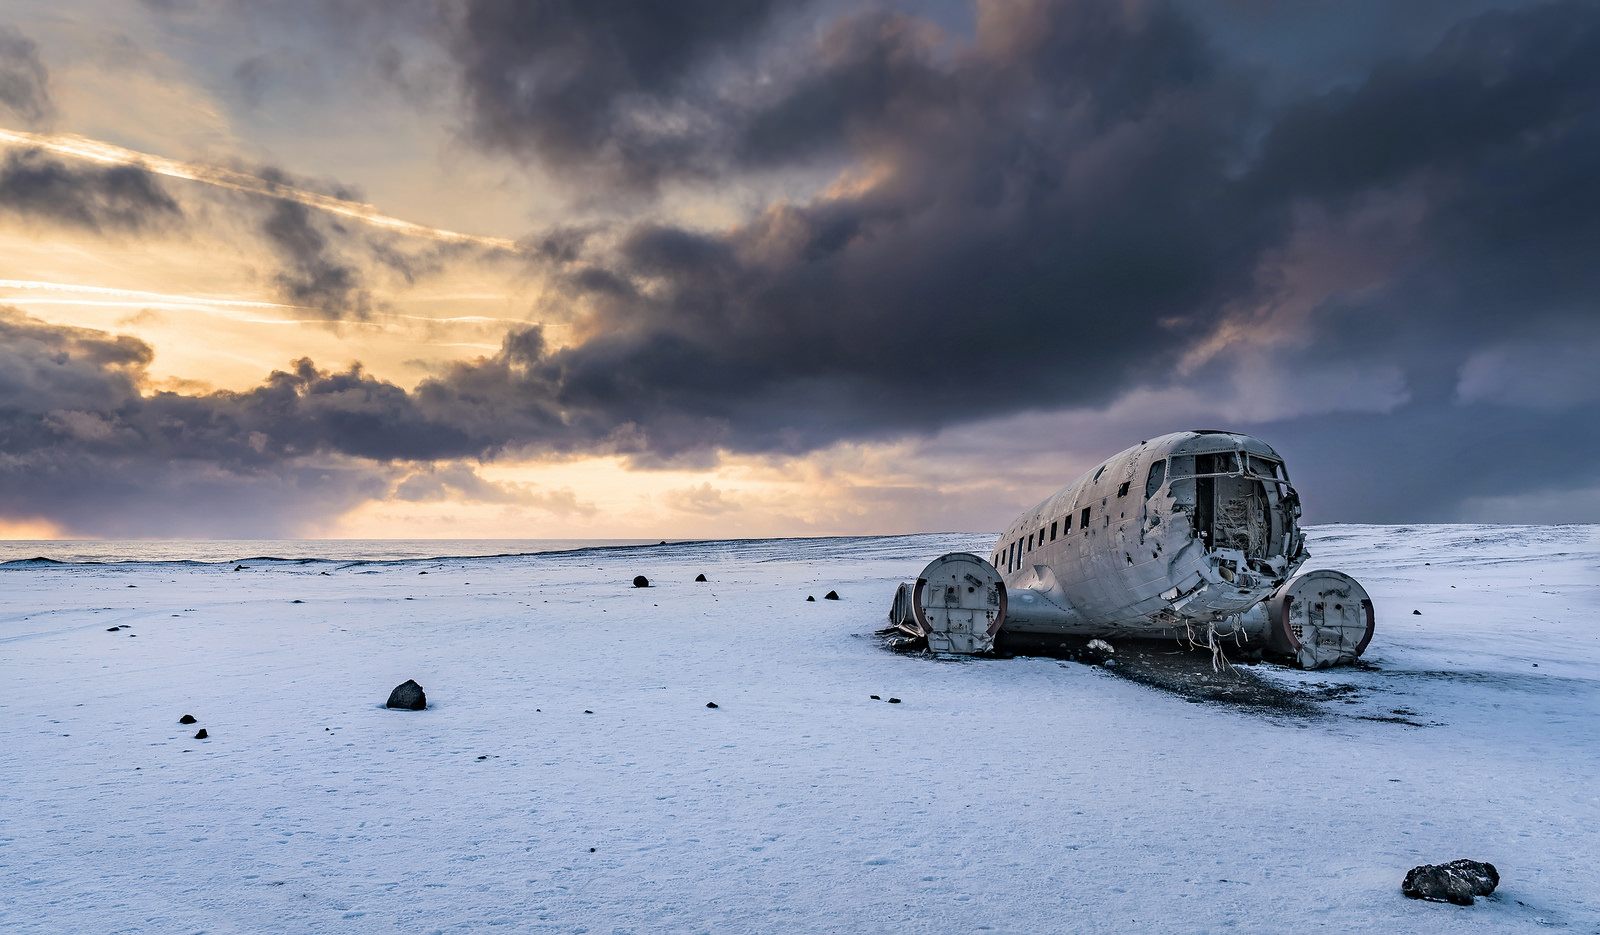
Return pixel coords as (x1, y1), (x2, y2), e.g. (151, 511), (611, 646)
(590, 847), (597, 852)
(705, 702), (718, 709)
(1413, 609), (1422, 615)
(695, 574), (708, 582)
(127, 584), (137, 588)
(584, 710), (593, 714)
(477, 755), (487, 760)
(290, 599), (304, 604)
(385, 679), (427, 710)
(234, 565), (244, 571)
(193, 728), (208, 739)
(179, 714), (197, 724)
(106, 626), (120, 632)
(824, 590), (840, 600)
(633, 575), (650, 588)
(1402, 859), (1499, 905)
(887, 698), (901, 704)
(806, 595), (816, 602)
(870, 695), (880, 700)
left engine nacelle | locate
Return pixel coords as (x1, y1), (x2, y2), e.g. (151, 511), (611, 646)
(888, 552), (1008, 653)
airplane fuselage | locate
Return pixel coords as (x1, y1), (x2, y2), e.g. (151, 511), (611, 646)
(991, 430), (1305, 638)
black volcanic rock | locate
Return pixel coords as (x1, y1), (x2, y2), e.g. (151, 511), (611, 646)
(633, 575), (650, 588)
(1402, 859), (1499, 905)
(705, 702), (718, 709)
(695, 574), (707, 582)
(193, 728), (208, 739)
(178, 714), (197, 725)
(824, 591), (840, 600)
(385, 679), (427, 710)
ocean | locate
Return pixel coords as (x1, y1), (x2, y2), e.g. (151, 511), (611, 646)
(0, 539), (663, 566)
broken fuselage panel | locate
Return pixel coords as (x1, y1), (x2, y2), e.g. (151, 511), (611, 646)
(890, 430), (1373, 668)
(994, 431), (1305, 638)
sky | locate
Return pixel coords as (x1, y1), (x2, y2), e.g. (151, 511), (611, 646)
(0, 0), (1596, 539)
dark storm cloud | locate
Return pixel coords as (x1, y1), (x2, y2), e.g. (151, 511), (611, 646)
(448, 0), (801, 188)
(258, 199), (375, 320)
(0, 309), (394, 535)
(440, 0), (1600, 517)
(0, 24), (53, 127)
(8, 0), (1600, 531)
(0, 148), (182, 232)
(481, 0), (1276, 455)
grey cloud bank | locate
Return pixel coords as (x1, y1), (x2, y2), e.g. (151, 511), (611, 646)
(2, 0), (1598, 533)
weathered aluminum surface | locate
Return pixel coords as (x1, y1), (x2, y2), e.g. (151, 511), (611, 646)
(889, 431), (1375, 668)
(1248, 568), (1375, 669)
(988, 431), (1307, 642)
(910, 552), (1007, 654)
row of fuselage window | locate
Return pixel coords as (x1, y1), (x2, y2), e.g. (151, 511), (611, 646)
(994, 480), (1132, 574)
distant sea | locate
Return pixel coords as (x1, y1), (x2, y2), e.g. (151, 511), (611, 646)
(0, 539), (662, 566)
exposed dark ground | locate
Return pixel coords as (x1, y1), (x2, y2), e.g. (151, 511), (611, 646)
(884, 628), (1411, 720)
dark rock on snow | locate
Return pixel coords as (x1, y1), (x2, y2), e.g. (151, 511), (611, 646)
(824, 591), (840, 600)
(705, 702), (718, 709)
(1402, 859), (1499, 905)
(695, 574), (707, 582)
(193, 728), (208, 739)
(1413, 609), (1422, 615)
(870, 695), (880, 700)
(385, 679), (427, 710)
(887, 698), (902, 704)
(806, 595), (816, 602)
(107, 626), (120, 632)
(178, 714), (197, 724)
(633, 575), (650, 588)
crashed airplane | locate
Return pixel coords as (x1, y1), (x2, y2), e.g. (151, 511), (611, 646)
(889, 431), (1374, 669)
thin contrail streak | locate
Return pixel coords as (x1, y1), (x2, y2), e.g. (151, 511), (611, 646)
(0, 278), (304, 309)
(0, 127), (521, 252)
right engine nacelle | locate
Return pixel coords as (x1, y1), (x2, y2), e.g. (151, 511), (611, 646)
(1252, 568), (1375, 669)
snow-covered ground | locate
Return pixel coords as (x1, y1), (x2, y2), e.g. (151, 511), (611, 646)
(1, 526), (1596, 933)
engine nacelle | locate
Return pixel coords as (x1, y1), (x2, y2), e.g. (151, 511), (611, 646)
(1248, 568), (1375, 669)
(888, 552), (1007, 654)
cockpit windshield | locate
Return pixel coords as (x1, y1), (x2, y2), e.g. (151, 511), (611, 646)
(1164, 452), (1289, 483)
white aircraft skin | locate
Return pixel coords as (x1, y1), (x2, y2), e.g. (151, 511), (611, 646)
(894, 430), (1375, 668)
(994, 430), (1303, 636)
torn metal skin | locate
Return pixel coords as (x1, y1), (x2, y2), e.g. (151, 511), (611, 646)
(889, 431), (1375, 669)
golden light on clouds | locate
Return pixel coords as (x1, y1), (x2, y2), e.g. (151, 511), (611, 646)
(0, 127), (522, 252)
